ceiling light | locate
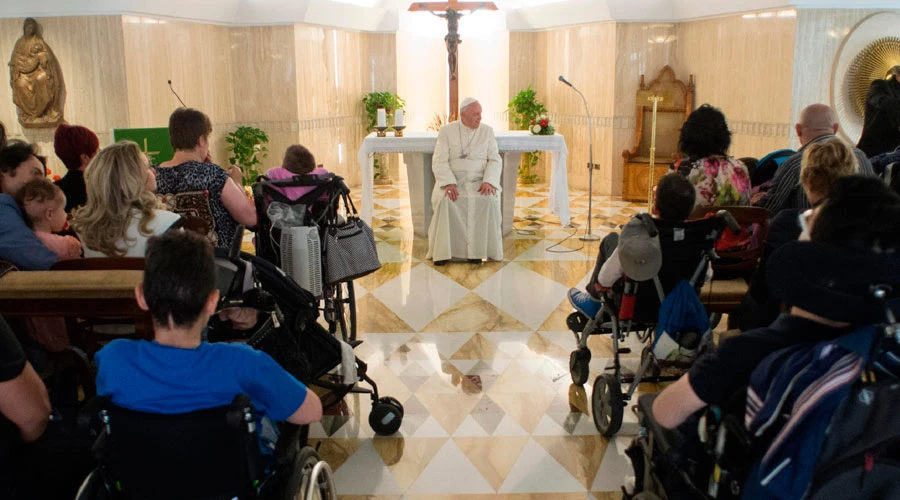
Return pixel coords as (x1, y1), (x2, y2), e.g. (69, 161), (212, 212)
(778, 9), (796, 18)
(742, 13), (757, 19)
(758, 11), (774, 18)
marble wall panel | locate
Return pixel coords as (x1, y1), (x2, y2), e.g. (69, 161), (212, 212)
(672, 13), (796, 158)
(0, 16), (129, 176)
(294, 26), (396, 185)
(790, 9), (900, 148)
(529, 23), (617, 193)
(122, 16), (236, 162)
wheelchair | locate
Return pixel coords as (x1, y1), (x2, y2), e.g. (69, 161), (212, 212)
(75, 394), (335, 500)
(567, 212), (739, 437)
(252, 173), (361, 343)
(624, 279), (900, 499)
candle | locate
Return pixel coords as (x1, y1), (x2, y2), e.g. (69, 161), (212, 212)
(394, 109), (404, 128)
(377, 108), (386, 128)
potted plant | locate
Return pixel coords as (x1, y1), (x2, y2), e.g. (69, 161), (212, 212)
(507, 86), (549, 184)
(363, 92), (406, 182)
(225, 126), (269, 186)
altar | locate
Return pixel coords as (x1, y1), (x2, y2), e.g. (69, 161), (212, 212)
(356, 130), (570, 237)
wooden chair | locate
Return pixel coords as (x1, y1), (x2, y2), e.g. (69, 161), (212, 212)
(691, 206), (771, 324)
(622, 65), (695, 202)
(52, 258), (145, 271)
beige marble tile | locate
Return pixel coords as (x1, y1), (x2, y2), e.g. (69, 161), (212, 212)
(455, 436), (531, 491)
(516, 260), (593, 288)
(372, 438), (446, 490)
(422, 294), (531, 333)
(430, 260), (507, 290)
(356, 294), (416, 334)
(534, 435), (610, 489)
(307, 437), (362, 472)
(415, 392), (482, 435)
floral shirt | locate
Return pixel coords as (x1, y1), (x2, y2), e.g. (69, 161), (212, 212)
(674, 155), (751, 207)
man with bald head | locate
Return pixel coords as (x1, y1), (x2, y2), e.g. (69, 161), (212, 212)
(427, 97), (503, 265)
(755, 104), (873, 214)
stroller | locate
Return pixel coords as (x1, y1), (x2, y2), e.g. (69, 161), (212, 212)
(252, 172), (368, 343)
(567, 212), (739, 437)
(209, 227), (404, 436)
(626, 251), (900, 500)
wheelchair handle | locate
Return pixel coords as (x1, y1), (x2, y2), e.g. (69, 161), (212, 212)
(229, 225), (245, 262)
(716, 210), (741, 234)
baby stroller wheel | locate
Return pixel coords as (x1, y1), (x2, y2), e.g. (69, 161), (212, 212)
(592, 373), (623, 437)
(369, 397), (403, 435)
(569, 348), (591, 385)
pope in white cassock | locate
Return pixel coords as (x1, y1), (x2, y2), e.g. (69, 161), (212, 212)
(427, 97), (503, 265)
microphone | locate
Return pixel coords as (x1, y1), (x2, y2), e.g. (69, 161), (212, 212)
(558, 75), (573, 87)
(168, 79), (187, 107)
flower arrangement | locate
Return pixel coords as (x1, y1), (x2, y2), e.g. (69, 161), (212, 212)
(529, 114), (555, 135)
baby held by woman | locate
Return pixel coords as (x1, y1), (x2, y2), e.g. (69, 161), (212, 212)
(17, 178), (81, 260)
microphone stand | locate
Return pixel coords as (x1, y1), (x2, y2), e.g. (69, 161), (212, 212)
(561, 78), (601, 241)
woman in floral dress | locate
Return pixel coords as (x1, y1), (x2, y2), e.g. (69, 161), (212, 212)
(672, 104), (751, 207)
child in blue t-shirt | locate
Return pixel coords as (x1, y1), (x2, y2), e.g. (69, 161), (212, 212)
(95, 231), (322, 454)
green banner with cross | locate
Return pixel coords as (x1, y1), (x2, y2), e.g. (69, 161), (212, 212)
(112, 127), (173, 164)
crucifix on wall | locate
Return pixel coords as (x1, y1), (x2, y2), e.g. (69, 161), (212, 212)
(408, 0), (497, 122)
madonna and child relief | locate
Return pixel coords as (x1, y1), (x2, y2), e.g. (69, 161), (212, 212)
(8, 18), (66, 128)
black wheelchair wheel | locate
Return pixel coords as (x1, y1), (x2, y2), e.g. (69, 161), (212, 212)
(592, 373), (624, 437)
(569, 348), (591, 385)
(379, 396), (404, 418)
(369, 399), (403, 435)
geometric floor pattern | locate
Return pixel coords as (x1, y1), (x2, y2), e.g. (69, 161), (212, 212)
(304, 181), (648, 499)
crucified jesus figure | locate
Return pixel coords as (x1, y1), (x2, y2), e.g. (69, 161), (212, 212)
(409, 0), (497, 121)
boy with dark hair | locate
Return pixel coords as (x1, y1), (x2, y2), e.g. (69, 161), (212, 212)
(95, 231), (322, 449)
(568, 173), (696, 317)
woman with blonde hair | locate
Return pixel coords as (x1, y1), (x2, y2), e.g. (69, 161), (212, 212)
(738, 137), (859, 331)
(72, 141), (180, 257)
(799, 137), (859, 208)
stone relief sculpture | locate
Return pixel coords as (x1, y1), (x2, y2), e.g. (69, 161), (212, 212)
(9, 18), (66, 128)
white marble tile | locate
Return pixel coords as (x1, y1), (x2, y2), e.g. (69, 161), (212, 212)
(333, 440), (405, 495)
(592, 435), (637, 491)
(372, 264), (470, 331)
(514, 239), (593, 261)
(498, 438), (585, 493)
(376, 241), (411, 263)
(406, 439), (495, 494)
(473, 263), (572, 330)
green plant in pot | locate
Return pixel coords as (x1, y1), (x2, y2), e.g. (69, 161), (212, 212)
(363, 92), (406, 181)
(507, 86), (548, 184)
(226, 126), (269, 186)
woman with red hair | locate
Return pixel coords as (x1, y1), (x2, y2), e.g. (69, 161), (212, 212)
(53, 123), (99, 212)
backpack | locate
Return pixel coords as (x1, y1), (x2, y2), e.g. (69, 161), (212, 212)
(652, 280), (710, 366)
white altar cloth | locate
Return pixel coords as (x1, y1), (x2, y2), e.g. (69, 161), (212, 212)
(356, 131), (570, 236)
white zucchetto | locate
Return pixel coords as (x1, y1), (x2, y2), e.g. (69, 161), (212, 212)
(460, 97), (479, 111)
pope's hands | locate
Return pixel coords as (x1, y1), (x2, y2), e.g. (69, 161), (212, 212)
(444, 184), (459, 201)
(478, 182), (496, 196)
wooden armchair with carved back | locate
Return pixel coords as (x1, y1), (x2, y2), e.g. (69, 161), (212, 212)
(622, 65), (694, 202)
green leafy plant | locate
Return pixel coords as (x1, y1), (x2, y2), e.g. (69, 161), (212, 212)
(225, 126), (269, 186)
(507, 87), (549, 184)
(362, 91), (406, 179)
(362, 92), (406, 133)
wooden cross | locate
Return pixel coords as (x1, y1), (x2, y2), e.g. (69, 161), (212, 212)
(409, 0), (498, 122)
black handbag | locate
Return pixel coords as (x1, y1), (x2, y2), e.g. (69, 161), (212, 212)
(322, 194), (381, 284)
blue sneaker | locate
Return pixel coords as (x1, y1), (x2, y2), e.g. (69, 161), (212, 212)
(567, 288), (601, 319)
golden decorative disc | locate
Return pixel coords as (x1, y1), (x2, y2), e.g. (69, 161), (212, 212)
(844, 37), (900, 119)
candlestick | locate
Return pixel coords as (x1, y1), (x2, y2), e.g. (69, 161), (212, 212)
(394, 109), (404, 128)
(377, 108), (386, 128)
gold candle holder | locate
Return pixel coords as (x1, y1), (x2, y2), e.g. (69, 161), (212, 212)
(375, 126), (388, 138)
(392, 125), (406, 137)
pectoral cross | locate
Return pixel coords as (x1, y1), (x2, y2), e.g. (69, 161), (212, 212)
(140, 137), (161, 163)
(409, 0), (497, 122)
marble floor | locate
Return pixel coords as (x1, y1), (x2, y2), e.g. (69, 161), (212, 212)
(306, 181), (650, 499)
